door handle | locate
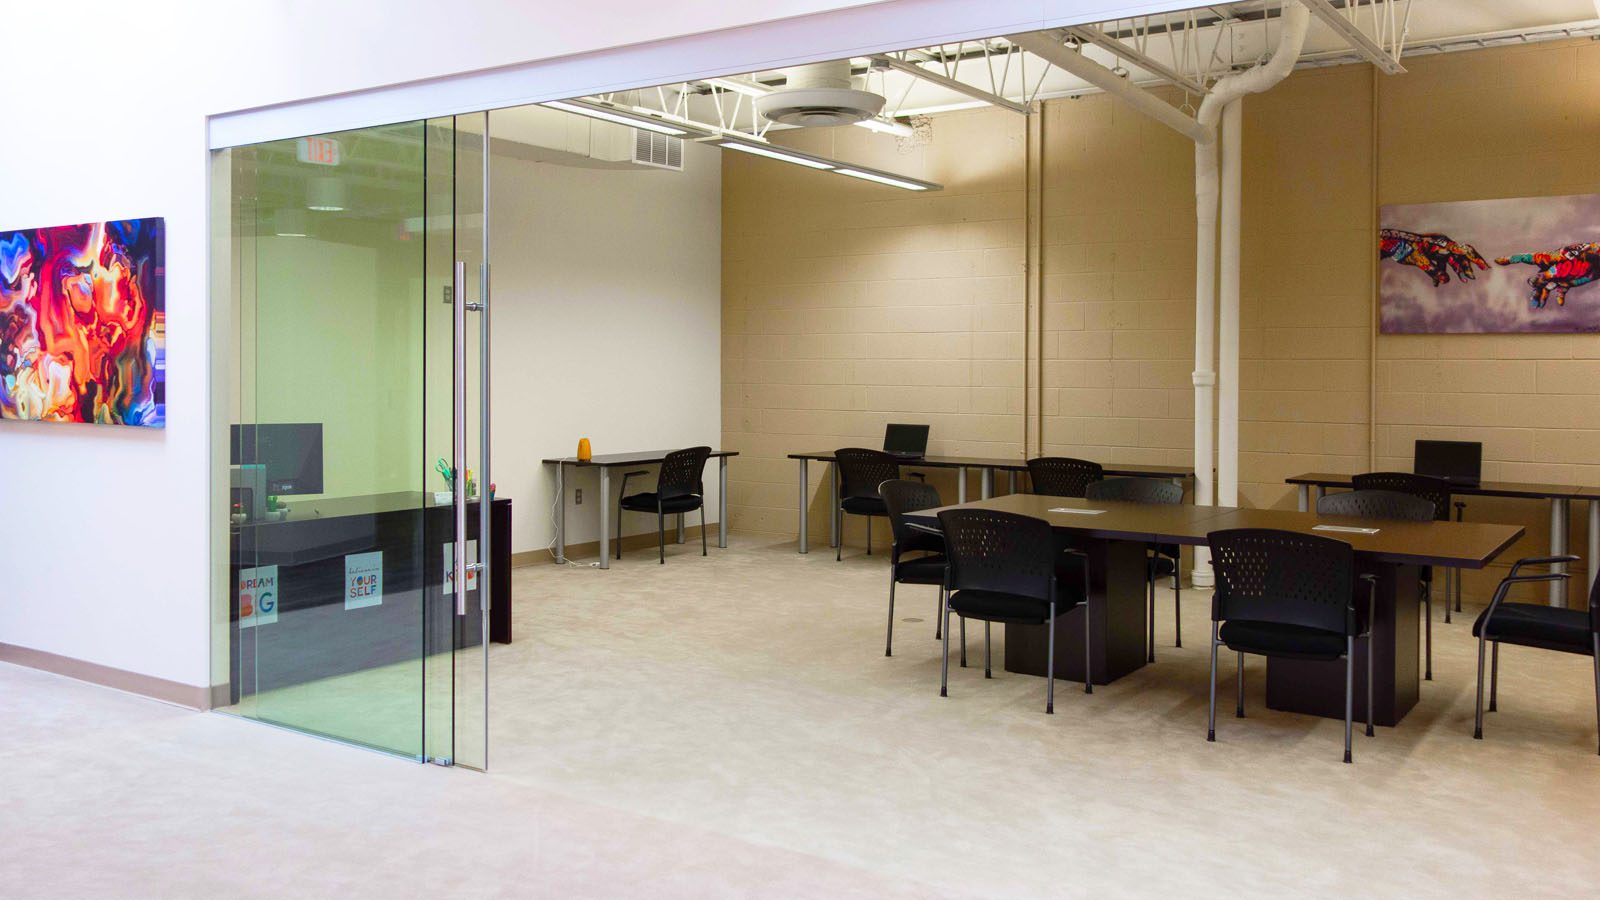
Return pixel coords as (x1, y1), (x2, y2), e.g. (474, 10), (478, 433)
(453, 259), (469, 616)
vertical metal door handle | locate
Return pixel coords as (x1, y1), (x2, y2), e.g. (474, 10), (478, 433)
(454, 260), (468, 616)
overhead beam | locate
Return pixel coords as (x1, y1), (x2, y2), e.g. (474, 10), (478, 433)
(869, 54), (1030, 115)
(1064, 25), (1209, 95)
(1006, 32), (1209, 143)
(1298, 0), (1406, 75)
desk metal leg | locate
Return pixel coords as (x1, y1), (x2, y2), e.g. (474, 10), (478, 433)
(1008, 471), (1017, 494)
(676, 513), (685, 544)
(829, 464), (839, 549)
(1297, 485), (1309, 512)
(1551, 499), (1570, 607)
(718, 456), (729, 549)
(981, 468), (994, 500)
(1589, 500), (1599, 597)
(556, 464), (567, 562)
(598, 467), (611, 570)
(798, 459), (809, 554)
(958, 467), (968, 504)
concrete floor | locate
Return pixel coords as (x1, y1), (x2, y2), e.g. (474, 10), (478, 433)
(7, 533), (1600, 897)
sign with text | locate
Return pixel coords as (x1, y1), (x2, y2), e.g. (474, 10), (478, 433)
(238, 565), (279, 628)
(344, 551), (384, 609)
(296, 135), (341, 166)
(442, 540), (479, 594)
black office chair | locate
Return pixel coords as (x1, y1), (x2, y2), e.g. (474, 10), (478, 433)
(1087, 477), (1184, 660)
(1207, 528), (1376, 764)
(880, 479), (957, 658)
(618, 446), (711, 565)
(1351, 472), (1463, 622)
(1319, 489), (1439, 680)
(937, 508), (1092, 713)
(834, 448), (899, 561)
(1026, 456), (1104, 498)
(1473, 554), (1600, 755)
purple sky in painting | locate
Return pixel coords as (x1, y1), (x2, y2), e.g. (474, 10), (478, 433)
(1380, 193), (1600, 334)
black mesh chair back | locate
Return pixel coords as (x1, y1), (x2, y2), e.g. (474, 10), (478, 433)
(1085, 476), (1182, 505)
(937, 508), (1055, 603)
(656, 446), (712, 500)
(1317, 489), (1434, 522)
(836, 448), (900, 502)
(1027, 456), (1104, 498)
(1351, 472), (1450, 521)
(880, 479), (943, 550)
(1208, 528), (1355, 636)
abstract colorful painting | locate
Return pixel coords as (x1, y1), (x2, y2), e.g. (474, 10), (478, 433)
(1380, 195), (1600, 334)
(0, 218), (165, 426)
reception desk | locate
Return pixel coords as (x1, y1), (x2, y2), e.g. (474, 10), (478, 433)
(228, 493), (511, 703)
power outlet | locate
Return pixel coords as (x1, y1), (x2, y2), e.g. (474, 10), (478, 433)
(575, 488), (583, 505)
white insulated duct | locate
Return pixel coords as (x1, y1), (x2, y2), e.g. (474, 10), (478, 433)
(1190, 2), (1310, 586)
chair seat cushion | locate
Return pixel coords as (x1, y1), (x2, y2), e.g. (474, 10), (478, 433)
(1472, 603), (1593, 655)
(1219, 619), (1347, 660)
(620, 492), (702, 514)
(948, 589), (1076, 624)
(841, 496), (887, 516)
(895, 553), (947, 585)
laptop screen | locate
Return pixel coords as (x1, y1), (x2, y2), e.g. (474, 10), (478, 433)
(883, 423), (930, 456)
(1415, 439), (1482, 484)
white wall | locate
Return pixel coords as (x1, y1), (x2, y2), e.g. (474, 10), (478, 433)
(489, 140), (723, 553)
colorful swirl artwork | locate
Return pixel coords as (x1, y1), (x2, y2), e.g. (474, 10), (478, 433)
(0, 218), (165, 426)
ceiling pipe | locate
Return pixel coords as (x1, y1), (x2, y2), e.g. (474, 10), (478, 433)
(1190, 1), (1311, 588)
(1006, 32), (1209, 142)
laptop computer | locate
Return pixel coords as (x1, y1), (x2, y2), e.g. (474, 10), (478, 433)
(1414, 439), (1482, 486)
(883, 423), (930, 460)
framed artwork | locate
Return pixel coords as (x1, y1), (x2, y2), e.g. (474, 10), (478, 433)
(0, 217), (165, 426)
(1379, 194), (1600, 334)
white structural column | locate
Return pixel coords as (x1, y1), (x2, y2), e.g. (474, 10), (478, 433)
(1216, 98), (1243, 511)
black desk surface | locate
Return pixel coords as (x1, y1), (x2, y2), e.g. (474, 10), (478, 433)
(788, 451), (1193, 479)
(1287, 471), (1593, 501)
(543, 449), (739, 467)
(908, 494), (1523, 569)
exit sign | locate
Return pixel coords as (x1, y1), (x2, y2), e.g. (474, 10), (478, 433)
(297, 136), (341, 166)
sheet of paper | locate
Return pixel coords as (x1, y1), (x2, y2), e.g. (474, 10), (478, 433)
(1312, 524), (1380, 535)
(1048, 507), (1108, 515)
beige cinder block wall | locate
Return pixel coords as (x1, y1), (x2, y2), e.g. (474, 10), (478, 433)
(723, 39), (1597, 595)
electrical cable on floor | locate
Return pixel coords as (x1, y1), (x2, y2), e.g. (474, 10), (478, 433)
(548, 463), (601, 568)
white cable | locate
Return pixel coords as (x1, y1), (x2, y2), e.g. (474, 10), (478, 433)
(547, 462), (601, 568)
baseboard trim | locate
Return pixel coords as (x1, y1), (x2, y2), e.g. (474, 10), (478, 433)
(512, 524), (721, 567)
(0, 642), (211, 710)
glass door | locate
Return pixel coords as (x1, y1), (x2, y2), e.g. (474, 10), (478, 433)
(218, 113), (490, 768)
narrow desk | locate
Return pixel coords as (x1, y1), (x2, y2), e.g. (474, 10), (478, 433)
(542, 450), (738, 569)
(905, 494), (1522, 726)
(788, 450), (1194, 554)
(1288, 472), (1588, 607)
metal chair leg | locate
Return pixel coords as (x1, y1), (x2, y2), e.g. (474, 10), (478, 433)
(934, 587), (942, 640)
(657, 508), (665, 564)
(959, 617), (967, 668)
(1344, 637), (1355, 764)
(984, 621), (992, 678)
(616, 498), (624, 560)
(1236, 651), (1245, 718)
(700, 505), (707, 556)
(1146, 569), (1156, 663)
(836, 508), (843, 562)
(1474, 630), (1488, 739)
(1366, 632), (1375, 738)
(1046, 601), (1056, 713)
(1489, 641), (1500, 712)
(1207, 623), (1219, 742)
(1454, 565), (1462, 613)
(1173, 569), (1182, 648)
(1443, 569), (1452, 624)
(885, 571), (897, 658)
(866, 516), (872, 556)
(939, 591), (951, 698)
(1423, 585), (1433, 681)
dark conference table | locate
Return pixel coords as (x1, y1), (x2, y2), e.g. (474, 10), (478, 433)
(1288, 472), (1600, 607)
(788, 450), (1194, 554)
(542, 449), (738, 569)
(905, 493), (1523, 727)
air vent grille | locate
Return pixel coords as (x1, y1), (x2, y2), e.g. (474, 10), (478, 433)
(633, 129), (684, 171)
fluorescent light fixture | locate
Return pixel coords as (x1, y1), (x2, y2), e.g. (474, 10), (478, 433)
(704, 76), (770, 97)
(855, 117), (914, 137)
(834, 168), (929, 191)
(541, 100), (687, 136)
(717, 141), (834, 170)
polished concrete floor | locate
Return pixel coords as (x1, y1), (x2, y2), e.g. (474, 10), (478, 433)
(7, 534), (1600, 897)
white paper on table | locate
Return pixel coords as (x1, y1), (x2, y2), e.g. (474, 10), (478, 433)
(1048, 507), (1108, 515)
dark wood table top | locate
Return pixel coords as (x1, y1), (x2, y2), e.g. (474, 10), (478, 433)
(1287, 471), (1588, 501)
(542, 450), (738, 467)
(789, 451), (1193, 480)
(906, 494), (1524, 569)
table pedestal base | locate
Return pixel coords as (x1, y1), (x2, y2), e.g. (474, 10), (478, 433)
(1005, 539), (1149, 685)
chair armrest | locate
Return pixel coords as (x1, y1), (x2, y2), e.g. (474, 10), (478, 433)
(1507, 555), (1579, 577)
(617, 469), (651, 498)
(1480, 571), (1573, 635)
